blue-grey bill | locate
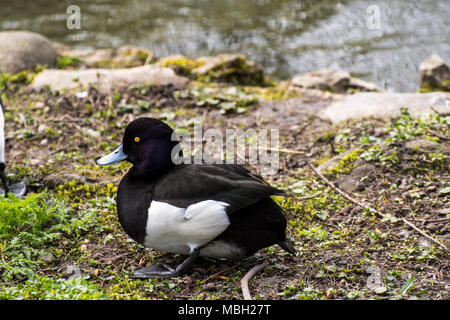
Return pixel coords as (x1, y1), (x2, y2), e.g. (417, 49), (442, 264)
(97, 144), (128, 165)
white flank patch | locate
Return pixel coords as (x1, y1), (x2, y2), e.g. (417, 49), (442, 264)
(0, 100), (5, 163)
(144, 200), (231, 255)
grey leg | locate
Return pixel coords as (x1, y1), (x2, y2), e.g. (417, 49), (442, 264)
(132, 247), (201, 279)
(9, 181), (27, 197)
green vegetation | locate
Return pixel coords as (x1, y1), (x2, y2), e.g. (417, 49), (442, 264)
(157, 56), (205, 77)
(0, 65), (448, 300)
(56, 56), (81, 69)
(0, 275), (107, 300)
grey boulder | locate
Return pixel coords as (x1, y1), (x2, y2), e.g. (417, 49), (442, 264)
(0, 31), (57, 74)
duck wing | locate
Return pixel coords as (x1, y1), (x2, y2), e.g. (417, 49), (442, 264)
(152, 164), (285, 213)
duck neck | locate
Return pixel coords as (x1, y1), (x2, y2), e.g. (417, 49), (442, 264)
(117, 171), (154, 244)
(131, 140), (181, 180)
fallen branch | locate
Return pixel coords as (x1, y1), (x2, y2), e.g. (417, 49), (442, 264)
(431, 106), (450, 117)
(241, 260), (268, 300)
(203, 262), (243, 283)
(409, 217), (449, 223)
(293, 191), (323, 200)
(428, 129), (450, 141)
(258, 147), (306, 155)
(306, 160), (449, 252)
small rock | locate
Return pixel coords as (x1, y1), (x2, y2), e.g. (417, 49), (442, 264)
(37, 124), (49, 134)
(426, 223), (439, 232)
(81, 127), (101, 138)
(62, 265), (82, 280)
(192, 53), (265, 85)
(41, 253), (54, 263)
(35, 101), (45, 108)
(419, 54), (450, 92)
(183, 276), (193, 285)
(416, 238), (431, 248)
(436, 207), (450, 215)
(336, 162), (376, 193)
(201, 282), (217, 291)
(75, 91), (89, 99)
(290, 69), (382, 93)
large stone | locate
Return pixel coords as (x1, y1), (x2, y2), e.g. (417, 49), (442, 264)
(191, 53), (265, 85)
(290, 69), (382, 93)
(0, 31), (57, 74)
(57, 45), (155, 68)
(155, 55), (205, 77)
(404, 139), (450, 155)
(320, 92), (450, 124)
(31, 65), (190, 93)
(419, 54), (450, 92)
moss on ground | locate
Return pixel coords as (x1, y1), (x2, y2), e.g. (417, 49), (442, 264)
(0, 71), (448, 300)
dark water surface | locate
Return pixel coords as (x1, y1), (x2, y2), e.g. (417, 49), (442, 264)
(0, 0), (449, 92)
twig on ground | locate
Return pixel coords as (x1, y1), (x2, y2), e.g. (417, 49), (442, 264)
(259, 147), (306, 155)
(431, 106), (450, 117)
(292, 191), (323, 200)
(203, 262), (243, 283)
(305, 159), (449, 252)
(409, 217), (449, 223)
(428, 129), (450, 141)
(295, 120), (312, 137)
(241, 260), (268, 300)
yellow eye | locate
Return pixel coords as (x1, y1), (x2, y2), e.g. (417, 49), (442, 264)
(134, 137), (140, 143)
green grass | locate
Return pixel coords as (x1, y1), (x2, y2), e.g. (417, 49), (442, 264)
(0, 193), (72, 282)
(0, 275), (107, 300)
(0, 77), (448, 300)
(0, 193), (69, 241)
(56, 55), (81, 69)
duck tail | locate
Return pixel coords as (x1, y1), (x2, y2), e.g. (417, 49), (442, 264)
(278, 240), (296, 254)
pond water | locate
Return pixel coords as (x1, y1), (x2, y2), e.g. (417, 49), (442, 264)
(0, 0), (449, 92)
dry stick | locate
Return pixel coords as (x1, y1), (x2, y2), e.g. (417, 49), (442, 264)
(241, 260), (269, 300)
(293, 191), (323, 200)
(305, 159), (449, 252)
(430, 106), (450, 117)
(203, 262), (243, 283)
(258, 147), (306, 155)
(428, 129), (450, 141)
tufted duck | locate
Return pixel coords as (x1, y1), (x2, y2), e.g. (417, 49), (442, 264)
(97, 117), (295, 278)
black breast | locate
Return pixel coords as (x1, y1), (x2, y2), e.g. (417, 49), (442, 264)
(116, 171), (153, 244)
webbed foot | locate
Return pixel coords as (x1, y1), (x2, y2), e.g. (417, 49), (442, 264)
(0, 181), (26, 197)
(131, 247), (200, 279)
(132, 262), (175, 279)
